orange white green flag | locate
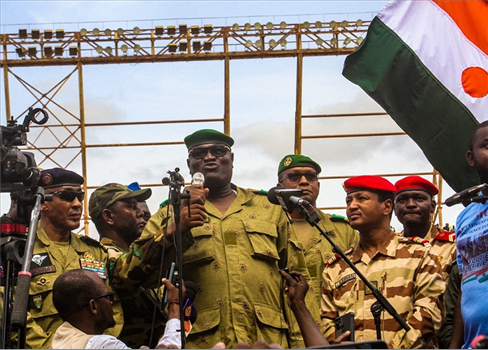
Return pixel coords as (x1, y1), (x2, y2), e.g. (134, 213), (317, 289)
(342, 0), (488, 192)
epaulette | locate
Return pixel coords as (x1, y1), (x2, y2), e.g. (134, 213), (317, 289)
(329, 214), (349, 223)
(159, 199), (169, 207)
(435, 230), (456, 242)
(326, 247), (353, 267)
(79, 234), (106, 250)
(398, 236), (431, 248)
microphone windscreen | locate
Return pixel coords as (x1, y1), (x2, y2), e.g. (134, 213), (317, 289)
(191, 172), (205, 186)
(267, 187), (280, 205)
(185, 281), (198, 302)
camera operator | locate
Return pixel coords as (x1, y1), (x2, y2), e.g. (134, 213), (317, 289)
(22, 168), (123, 348)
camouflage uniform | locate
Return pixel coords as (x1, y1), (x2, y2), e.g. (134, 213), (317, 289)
(291, 213), (358, 326)
(136, 186), (309, 349)
(321, 231), (445, 349)
(25, 225), (123, 349)
(396, 225), (456, 283)
(100, 237), (167, 348)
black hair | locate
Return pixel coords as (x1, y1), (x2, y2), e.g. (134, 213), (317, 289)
(469, 121), (488, 152)
(53, 269), (103, 321)
(372, 189), (395, 218)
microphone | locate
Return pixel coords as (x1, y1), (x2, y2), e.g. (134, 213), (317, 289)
(445, 183), (488, 207)
(267, 187), (303, 213)
(191, 172), (205, 186)
(183, 281), (198, 336)
(471, 335), (488, 349)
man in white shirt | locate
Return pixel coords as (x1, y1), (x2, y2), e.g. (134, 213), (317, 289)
(51, 269), (181, 349)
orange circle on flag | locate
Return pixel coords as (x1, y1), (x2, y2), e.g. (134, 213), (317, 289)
(462, 66), (488, 98)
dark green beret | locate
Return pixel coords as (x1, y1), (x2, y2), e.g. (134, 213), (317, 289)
(278, 154), (322, 175)
(184, 129), (234, 150)
(39, 168), (84, 189)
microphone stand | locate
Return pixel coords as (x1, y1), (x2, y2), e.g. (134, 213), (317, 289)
(294, 201), (410, 339)
(163, 168), (190, 349)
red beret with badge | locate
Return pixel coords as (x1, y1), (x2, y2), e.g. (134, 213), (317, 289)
(343, 175), (396, 194)
(395, 175), (439, 197)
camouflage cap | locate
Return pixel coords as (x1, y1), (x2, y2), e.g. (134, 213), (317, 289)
(184, 129), (234, 150)
(39, 168), (84, 189)
(89, 183), (152, 219)
(278, 154), (322, 175)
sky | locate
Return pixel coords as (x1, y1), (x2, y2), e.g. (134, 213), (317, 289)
(0, 0), (465, 236)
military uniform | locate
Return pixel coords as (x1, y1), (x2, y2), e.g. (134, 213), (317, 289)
(137, 185), (309, 349)
(321, 231), (445, 349)
(100, 237), (167, 348)
(291, 213), (358, 327)
(26, 225), (123, 349)
(397, 225), (456, 283)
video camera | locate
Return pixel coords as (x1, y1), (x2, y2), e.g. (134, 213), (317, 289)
(1, 107), (48, 192)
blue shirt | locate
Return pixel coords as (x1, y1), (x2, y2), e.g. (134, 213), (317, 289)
(456, 201), (488, 348)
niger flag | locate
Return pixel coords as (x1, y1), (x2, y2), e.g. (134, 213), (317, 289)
(343, 0), (488, 193)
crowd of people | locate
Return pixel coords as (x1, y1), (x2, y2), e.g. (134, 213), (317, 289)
(2, 124), (488, 349)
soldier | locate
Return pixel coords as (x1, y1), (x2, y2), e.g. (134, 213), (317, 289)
(276, 154), (358, 324)
(25, 168), (123, 348)
(321, 175), (445, 348)
(136, 129), (309, 348)
(127, 182), (152, 223)
(393, 175), (456, 282)
(89, 183), (168, 348)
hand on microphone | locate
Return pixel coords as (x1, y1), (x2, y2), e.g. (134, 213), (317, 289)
(179, 173), (209, 235)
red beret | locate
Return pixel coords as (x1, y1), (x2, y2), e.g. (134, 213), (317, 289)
(395, 176), (439, 196)
(343, 175), (396, 194)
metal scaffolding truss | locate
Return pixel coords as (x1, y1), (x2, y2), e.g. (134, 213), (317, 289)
(0, 19), (447, 233)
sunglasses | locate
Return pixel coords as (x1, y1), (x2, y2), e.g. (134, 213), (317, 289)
(51, 190), (85, 202)
(189, 145), (231, 160)
(280, 172), (318, 183)
(85, 292), (115, 306)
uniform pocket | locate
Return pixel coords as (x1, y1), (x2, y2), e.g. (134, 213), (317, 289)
(254, 302), (288, 345)
(243, 220), (280, 262)
(187, 305), (221, 348)
(183, 225), (216, 266)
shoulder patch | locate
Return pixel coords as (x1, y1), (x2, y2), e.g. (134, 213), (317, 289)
(398, 236), (431, 248)
(435, 230), (456, 242)
(159, 199), (169, 207)
(326, 247), (353, 267)
(330, 214), (348, 223)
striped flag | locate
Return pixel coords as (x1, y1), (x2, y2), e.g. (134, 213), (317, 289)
(342, 0), (488, 192)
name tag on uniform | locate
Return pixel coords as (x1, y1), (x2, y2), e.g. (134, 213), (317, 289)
(80, 258), (107, 279)
(335, 273), (356, 289)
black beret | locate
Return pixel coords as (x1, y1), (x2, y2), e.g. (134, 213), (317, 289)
(39, 168), (84, 189)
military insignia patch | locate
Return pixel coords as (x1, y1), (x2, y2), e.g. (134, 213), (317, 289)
(32, 254), (47, 266)
(365, 280), (378, 295)
(283, 157), (292, 167)
(31, 254), (56, 277)
(33, 295), (42, 309)
(83, 252), (95, 261)
(41, 173), (53, 186)
(80, 258), (107, 279)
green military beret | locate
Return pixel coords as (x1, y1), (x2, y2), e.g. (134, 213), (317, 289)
(278, 154), (322, 175)
(89, 183), (152, 219)
(184, 129), (234, 150)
